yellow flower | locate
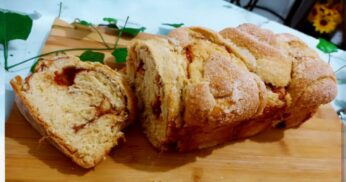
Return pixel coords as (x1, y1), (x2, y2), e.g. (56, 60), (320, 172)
(329, 9), (342, 24)
(313, 16), (337, 34)
(308, 2), (343, 34)
(308, 4), (321, 23)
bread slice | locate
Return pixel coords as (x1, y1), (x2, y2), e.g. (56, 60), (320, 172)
(11, 56), (136, 168)
(127, 25), (337, 152)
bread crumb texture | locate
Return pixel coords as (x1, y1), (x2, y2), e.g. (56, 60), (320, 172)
(13, 57), (131, 168)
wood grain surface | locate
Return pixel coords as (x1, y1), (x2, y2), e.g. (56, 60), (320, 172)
(5, 19), (343, 182)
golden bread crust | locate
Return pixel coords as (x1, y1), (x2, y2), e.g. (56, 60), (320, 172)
(220, 26), (292, 87)
(128, 24), (337, 151)
(275, 33), (337, 127)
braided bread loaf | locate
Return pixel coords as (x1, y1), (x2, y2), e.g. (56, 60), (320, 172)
(127, 24), (337, 151)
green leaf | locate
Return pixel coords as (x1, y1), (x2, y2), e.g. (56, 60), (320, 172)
(79, 50), (105, 63)
(0, 10), (33, 70)
(103, 17), (117, 24)
(102, 17), (118, 29)
(30, 59), (39, 73)
(316, 38), (338, 54)
(162, 23), (184, 28)
(122, 27), (145, 37)
(0, 11), (33, 43)
(30, 58), (45, 73)
(112, 48), (128, 63)
(72, 19), (92, 30)
(78, 20), (92, 26)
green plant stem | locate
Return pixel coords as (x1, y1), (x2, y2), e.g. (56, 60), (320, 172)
(328, 53), (331, 64)
(335, 65), (346, 73)
(7, 47), (112, 70)
(90, 25), (111, 49)
(114, 16), (129, 49)
(3, 42), (8, 71)
(7, 17), (131, 70)
(58, 2), (62, 18)
(74, 18), (110, 49)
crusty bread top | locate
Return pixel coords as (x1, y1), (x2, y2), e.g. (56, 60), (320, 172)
(126, 34), (267, 150)
(220, 25), (292, 87)
(11, 56), (136, 168)
(275, 33), (337, 105)
(167, 27), (267, 125)
(237, 24), (279, 46)
(146, 25), (335, 128)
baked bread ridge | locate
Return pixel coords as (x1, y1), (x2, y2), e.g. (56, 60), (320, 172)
(11, 56), (136, 168)
(220, 24), (292, 87)
(220, 24), (337, 131)
(169, 27), (267, 150)
(275, 33), (337, 127)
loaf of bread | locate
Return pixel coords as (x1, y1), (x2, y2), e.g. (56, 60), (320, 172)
(127, 24), (337, 151)
(11, 56), (136, 168)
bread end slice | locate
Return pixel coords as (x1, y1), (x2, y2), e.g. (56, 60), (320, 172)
(10, 57), (136, 168)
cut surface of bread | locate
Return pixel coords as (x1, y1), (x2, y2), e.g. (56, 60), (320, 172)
(11, 56), (135, 168)
(127, 24), (337, 151)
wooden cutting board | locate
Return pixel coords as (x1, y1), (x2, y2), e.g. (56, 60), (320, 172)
(5, 19), (343, 182)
